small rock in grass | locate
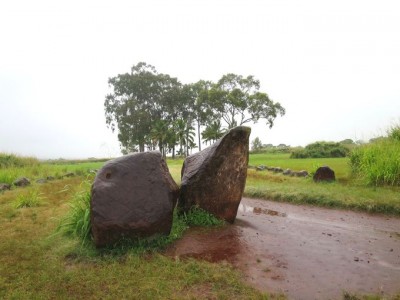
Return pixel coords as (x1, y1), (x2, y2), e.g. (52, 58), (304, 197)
(13, 177), (30, 187)
(313, 166), (335, 182)
(0, 183), (11, 191)
(283, 169), (292, 176)
(63, 172), (75, 178)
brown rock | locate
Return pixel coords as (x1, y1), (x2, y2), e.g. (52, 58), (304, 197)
(0, 183), (11, 191)
(13, 177), (30, 187)
(313, 166), (335, 182)
(179, 126), (251, 223)
(295, 170), (309, 177)
(91, 151), (179, 247)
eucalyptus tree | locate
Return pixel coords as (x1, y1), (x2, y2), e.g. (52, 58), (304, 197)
(209, 73), (285, 129)
(104, 62), (181, 153)
(190, 80), (215, 151)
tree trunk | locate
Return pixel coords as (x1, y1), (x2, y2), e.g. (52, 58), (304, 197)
(186, 132), (189, 157)
(197, 122), (202, 151)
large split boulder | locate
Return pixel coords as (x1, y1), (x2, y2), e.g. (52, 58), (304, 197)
(91, 151), (179, 248)
(179, 126), (251, 223)
(313, 166), (335, 182)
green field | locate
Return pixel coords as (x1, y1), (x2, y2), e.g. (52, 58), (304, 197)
(1, 153), (399, 298)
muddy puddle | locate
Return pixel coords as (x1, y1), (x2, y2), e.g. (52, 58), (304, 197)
(165, 198), (400, 299)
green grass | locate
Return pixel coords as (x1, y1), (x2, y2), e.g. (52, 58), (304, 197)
(181, 206), (225, 227)
(0, 161), (105, 185)
(249, 153), (350, 179)
(166, 157), (184, 184)
(0, 153), (39, 168)
(350, 138), (400, 186)
(13, 189), (45, 208)
(55, 180), (92, 245)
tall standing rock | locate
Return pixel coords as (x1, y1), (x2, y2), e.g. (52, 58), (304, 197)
(179, 126), (251, 223)
(91, 151), (179, 248)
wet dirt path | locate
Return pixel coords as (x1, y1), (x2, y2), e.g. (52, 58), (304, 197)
(166, 198), (400, 299)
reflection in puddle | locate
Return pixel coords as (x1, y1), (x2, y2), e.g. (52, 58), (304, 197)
(238, 204), (287, 217)
(164, 226), (244, 263)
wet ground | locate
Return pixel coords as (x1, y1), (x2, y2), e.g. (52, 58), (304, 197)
(165, 198), (400, 299)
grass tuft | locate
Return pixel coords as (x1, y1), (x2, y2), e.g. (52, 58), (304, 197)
(55, 181), (92, 245)
(182, 205), (225, 227)
(13, 189), (45, 208)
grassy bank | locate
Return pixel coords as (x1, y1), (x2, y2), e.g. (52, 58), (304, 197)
(247, 153), (400, 215)
(245, 170), (400, 215)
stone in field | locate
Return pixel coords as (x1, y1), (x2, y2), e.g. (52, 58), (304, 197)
(13, 177), (30, 187)
(313, 166), (335, 182)
(283, 169), (292, 176)
(0, 183), (11, 191)
(179, 126), (251, 223)
(91, 151), (179, 247)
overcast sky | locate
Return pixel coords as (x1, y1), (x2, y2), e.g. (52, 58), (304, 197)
(1, 0), (399, 159)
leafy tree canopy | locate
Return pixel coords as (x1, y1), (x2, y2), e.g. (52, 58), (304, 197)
(209, 73), (285, 129)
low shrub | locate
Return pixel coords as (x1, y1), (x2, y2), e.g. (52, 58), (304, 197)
(291, 141), (349, 159)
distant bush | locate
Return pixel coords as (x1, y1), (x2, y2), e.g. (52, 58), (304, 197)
(250, 143), (292, 154)
(0, 153), (39, 168)
(350, 125), (400, 186)
(291, 142), (349, 159)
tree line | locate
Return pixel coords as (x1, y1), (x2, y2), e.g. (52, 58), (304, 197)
(104, 62), (285, 158)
